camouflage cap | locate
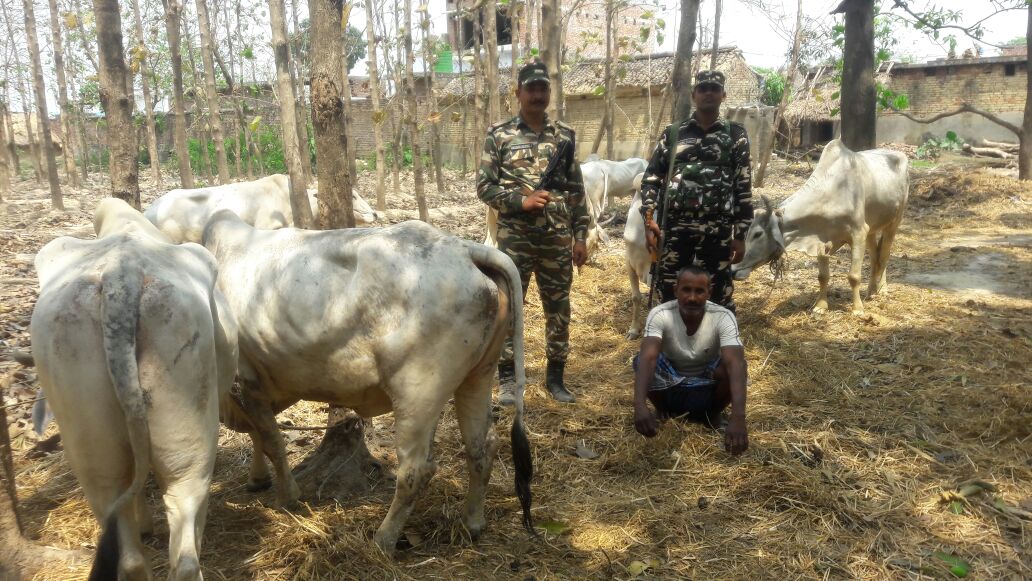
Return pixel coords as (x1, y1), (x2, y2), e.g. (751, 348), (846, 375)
(693, 70), (726, 90)
(518, 60), (550, 88)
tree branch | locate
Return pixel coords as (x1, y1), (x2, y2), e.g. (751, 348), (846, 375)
(889, 0), (1026, 50)
(886, 102), (1023, 136)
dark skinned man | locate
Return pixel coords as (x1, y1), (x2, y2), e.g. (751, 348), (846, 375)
(640, 70), (753, 312)
(477, 60), (590, 404)
(633, 266), (749, 455)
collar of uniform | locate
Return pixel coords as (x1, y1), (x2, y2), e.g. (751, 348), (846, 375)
(685, 114), (727, 132)
(515, 112), (557, 134)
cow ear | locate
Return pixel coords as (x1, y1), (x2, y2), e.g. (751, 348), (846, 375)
(771, 212), (786, 249)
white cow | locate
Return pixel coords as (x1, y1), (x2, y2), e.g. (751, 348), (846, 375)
(202, 213), (532, 556)
(145, 174), (379, 243)
(732, 139), (909, 314)
(31, 199), (238, 581)
(581, 156), (648, 224)
(623, 191), (654, 340)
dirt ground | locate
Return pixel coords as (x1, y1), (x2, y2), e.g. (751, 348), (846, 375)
(2, 154), (1031, 580)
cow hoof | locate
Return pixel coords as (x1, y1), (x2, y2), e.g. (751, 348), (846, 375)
(373, 531), (399, 558)
(625, 330), (641, 340)
(246, 476), (273, 493)
(811, 305), (827, 314)
(464, 516), (486, 541)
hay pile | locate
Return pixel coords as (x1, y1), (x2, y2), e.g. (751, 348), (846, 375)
(4, 160), (1031, 580)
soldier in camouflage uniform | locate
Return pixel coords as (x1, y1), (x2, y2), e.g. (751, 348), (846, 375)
(478, 60), (590, 404)
(640, 70), (753, 311)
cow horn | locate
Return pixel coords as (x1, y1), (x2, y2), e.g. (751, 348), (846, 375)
(760, 195), (773, 214)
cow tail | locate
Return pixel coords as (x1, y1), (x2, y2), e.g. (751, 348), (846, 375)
(465, 242), (535, 536)
(88, 513), (120, 581)
(90, 264), (151, 578)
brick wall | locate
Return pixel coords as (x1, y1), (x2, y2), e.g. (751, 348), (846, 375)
(883, 60), (1027, 118)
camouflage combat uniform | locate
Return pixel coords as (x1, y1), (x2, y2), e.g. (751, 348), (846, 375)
(477, 114), (590, 365)
(639, 114), (753, 310)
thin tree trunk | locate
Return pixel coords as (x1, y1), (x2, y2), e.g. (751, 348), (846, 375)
(195, 0), (230, 183)
(63, 22), (88, 181)
(184, 21), (212, 182)
(339, 12), (359, 186)
(0, 102), (9, 198)
(389, 0), (402, 197)
(365, 0), (387, 211)
(1020, 8), (1031, 180)
(473, 8), (484, 155)
(483, 0), (500, 125)
(421, 7), (445, 194)
(130, 0), (162, 188)
(223, 0), (242, 178)
(3, 98), (19, 179)
(833, 0), (876, 151)
(94, 0), (141, 207)
(755, 0), (802, 187)
(540, 0), (563, 120)
(307, 0), (355, 228)
(47, 0), (80, 187)
(604, 0), (616, 160)
(510, 0), (521, 116)
(289, 0), (313, 183)
(709, 0), (721, 69)
(269, 0), (313, 226)
(22, 0), (63, 208)
(457, 6), (470, 175)
(403, 0), (429, 221)
(17, 78), (44, 184)
(671, 0), (700, 123)
(163, 0), (194, 188)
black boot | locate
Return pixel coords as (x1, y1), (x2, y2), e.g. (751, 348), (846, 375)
(497, 362), (517, 406)
(545, 360), (576, 403)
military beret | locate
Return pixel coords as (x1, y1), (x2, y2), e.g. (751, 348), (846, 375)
(693, 70), (726, 90)
(518, 60), (550, 88)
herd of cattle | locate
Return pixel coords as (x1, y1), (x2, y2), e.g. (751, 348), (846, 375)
(22, 139), (909, 579)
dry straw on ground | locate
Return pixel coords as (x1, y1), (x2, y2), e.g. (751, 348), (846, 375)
(2, 158), (1031, 580)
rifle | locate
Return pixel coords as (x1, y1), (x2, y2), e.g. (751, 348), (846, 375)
(646, 124), (680, 310)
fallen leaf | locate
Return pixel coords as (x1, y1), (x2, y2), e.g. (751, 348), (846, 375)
(536, 520), (570, 536)
(949, 500), (965, 514)
(932, 551), (970, 578)
(574, 440), (599, 460)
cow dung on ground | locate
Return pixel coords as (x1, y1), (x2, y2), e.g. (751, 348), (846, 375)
(2, 160), (1031, 580)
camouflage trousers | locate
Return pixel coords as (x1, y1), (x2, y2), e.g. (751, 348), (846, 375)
(498, 222), (573, 364)
(658, 220), (736, 311)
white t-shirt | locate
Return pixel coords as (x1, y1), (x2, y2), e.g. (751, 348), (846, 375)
(644, 300), (743, 377)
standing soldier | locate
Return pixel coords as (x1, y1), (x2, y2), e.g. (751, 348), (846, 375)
(478, 60), (590, 404)
(640, 70), (753, 311)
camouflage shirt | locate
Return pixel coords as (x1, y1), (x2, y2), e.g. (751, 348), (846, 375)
(477, 114), (590, 242)
(639, 115), (753, 240)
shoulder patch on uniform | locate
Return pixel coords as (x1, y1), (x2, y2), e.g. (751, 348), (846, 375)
(488, 118), (515, 133)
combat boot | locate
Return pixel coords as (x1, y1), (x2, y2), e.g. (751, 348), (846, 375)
(545, 360), (576, 403)
(497, 362), (517, 406)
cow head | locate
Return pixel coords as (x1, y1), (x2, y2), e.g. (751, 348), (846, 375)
(732, 196), (785, 280)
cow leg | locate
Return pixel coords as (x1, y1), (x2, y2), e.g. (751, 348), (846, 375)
(135, 488), (153, 537)
(453, 372), (499, 540)
(869, 225), (898, 297)
(848, 228), (869, 314)
(374, 398), (445, 556)
(813, 252), (831, 313)
(162, 478), (210, 581)
(245, 431), (273, 492)
(239, 387), (300, 508)
(865, 229), (882, 298)
(626, 264), (644, 340)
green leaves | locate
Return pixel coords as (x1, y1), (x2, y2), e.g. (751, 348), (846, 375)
(932, 552), (970, 578)
(536, 520), (571, 536)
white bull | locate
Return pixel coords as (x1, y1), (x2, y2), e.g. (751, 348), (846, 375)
(623, 191), (654, 339)
(581, 156), (648, 225)
(145, 174), (379, 243)
(732, 139), (909, 314)
(31, 198), (238, 581)
(202, 214), (533, 556)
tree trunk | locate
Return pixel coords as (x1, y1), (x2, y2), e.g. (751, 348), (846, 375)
(833, 0), (876, 151)
(291, 408), (377, 500)
(268, 0), (313, 226)
(709, 0), (721, 69)
(755, 0), (802, 187)
(671, 0), (700, 123)
(3, 99), (19, 180)
(455, 9), (469, 176)
(473, 7), (484, 157)
(421, 7), (445, 194)
(163, 0), (194, 188)
(0, 102), (9, 199)
(130, 0), (162, 188)
(46, 0), (80, 187)
(389, 0), (402, 197)
(289, 0), (313, 184)
(604, 0), (617, 160)
(63, 23), (89, 182)
(185, 23), (213, 183)
(307, 0), (355, 229)
(483, 0), (500, 125)
(194, 0), (230, 183)
(94, 0), (141, 207)
(365, 0), (387, 211)
(15, 71), (44, 184)
(22, 0), (64, 208)
(540, 0), (563, 120)
(339, 14), (359, 187)
(1020, 7), (1032, 180)
(403, 0), (429, 222)
(510, 0), (521, 116)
